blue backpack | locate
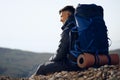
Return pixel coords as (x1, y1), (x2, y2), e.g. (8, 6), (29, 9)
(69, 4), (109, 64)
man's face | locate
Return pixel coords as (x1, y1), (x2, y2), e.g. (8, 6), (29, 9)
(60, 11), (71, 24)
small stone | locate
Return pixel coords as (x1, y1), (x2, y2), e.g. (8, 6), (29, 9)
(87, 76), (95, 80)
(78, 73), (84, 77)
(116, 71), (120, 76)
(94, 68), (98, 71)
(55, 73), (62, 77)
(110, 71), (114, 75)
(83, 75), (87, 78)
(78, 77), (85, 80)
(104, 65), (109, 68)
(102, 72), (107, 79)
(97, 68), (102, 71)
(96, 71), (102, 77)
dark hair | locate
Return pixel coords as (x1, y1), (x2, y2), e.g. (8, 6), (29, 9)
(59, 6), (75, 14)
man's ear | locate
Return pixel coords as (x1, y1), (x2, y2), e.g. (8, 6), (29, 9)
(67, 12), (71, 16)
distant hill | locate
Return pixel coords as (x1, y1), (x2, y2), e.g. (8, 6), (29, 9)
(0, 47), (53, 78)
(110, 49), (120, 54)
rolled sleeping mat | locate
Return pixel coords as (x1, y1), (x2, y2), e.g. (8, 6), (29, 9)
(96, 53), (119, 65)
(95, 54), (109, 66)
(77, 53), (95, 68)
(109, 53), (119, 65)
(77, 53), (119, 68)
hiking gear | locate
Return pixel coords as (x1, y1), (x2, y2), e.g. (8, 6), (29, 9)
(69, 4), (109, 65)
(77, 53), (119, 68)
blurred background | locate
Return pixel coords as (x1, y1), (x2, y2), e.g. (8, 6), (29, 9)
(0, 0), (120, 53)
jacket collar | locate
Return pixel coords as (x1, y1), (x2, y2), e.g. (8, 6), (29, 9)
(61, 15), (75, 30)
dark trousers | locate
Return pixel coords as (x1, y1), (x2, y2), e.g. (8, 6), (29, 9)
(35, 61), (81, 75)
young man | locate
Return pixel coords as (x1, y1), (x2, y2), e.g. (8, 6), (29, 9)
(34, 6), (80, 76)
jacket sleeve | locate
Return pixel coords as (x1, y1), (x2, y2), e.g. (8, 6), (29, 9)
(49, 20), (76, 62)
(49, 28), (69, 62)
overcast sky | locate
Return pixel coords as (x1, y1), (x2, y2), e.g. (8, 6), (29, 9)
(0, 0), (120, 53)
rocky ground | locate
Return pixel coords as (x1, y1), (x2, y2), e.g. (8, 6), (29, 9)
(0, 65), (120, 80)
